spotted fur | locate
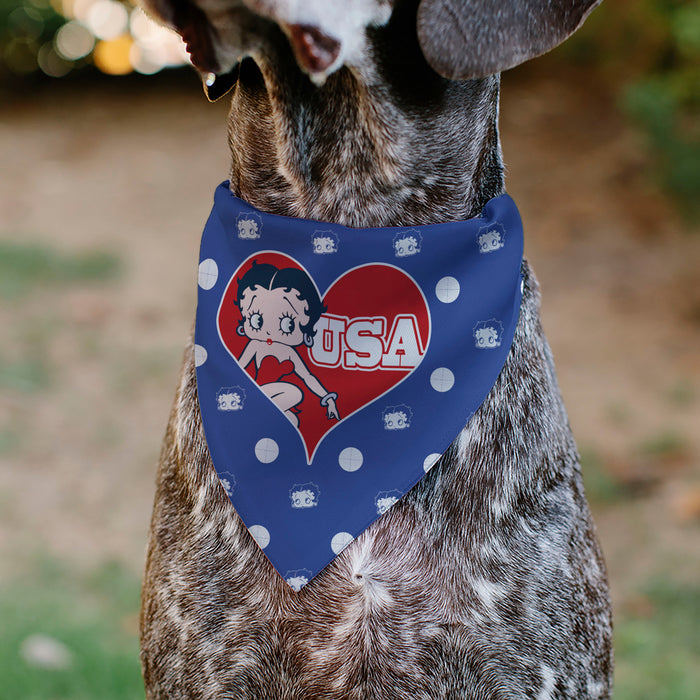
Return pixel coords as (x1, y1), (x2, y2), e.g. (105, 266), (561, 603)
(139, 1), (613, 697)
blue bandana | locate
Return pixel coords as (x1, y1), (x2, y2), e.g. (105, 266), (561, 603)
(195, 182), (523, 589)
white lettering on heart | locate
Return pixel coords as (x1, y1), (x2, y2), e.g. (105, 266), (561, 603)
(383, 316), (424, 368)
(309, 314), (424, 371)
(344, 318), (385, 368)
(311, 315), (346, 367)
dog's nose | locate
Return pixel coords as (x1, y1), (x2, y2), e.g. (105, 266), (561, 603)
(286, 24), (341, 74)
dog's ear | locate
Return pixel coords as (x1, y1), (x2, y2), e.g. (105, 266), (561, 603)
(140, 0), (238, 101)
(416, 0), (603, 80)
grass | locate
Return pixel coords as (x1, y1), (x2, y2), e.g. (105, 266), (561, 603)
(0, 559), (144, 700)
(0, 240), (120, 299)
(639, 430), (689, 461)
(0, 357), (51, 392)
(0, 428), (18, 453)
(604, 401), (632, 427)
(614, 580), (700, 700)
(580, 448), (628, 504)
(580, 428), (692, 506)
(665, 381), (696, 408)
(0, 239), (121, 398)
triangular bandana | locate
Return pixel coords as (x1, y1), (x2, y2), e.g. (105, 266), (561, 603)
(195, 182), (523, 589)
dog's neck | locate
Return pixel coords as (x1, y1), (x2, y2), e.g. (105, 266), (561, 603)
(225, 11), (504, 228)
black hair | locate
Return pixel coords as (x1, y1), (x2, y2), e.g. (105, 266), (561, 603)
(235, 260), (327, 338)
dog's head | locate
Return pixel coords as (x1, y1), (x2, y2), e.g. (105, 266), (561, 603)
(140, 0), (602, 97)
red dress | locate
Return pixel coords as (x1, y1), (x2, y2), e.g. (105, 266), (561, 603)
(254, 355), (295, 384)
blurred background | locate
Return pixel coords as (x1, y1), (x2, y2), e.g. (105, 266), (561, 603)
(0, 0), (698, 697)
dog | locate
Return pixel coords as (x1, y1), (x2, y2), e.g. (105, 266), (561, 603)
(138, 1), (614, 697)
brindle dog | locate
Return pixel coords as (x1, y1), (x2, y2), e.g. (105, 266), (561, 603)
(138, 1), (613, 697)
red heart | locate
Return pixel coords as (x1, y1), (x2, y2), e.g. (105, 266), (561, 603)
(218, 253), (431, 461)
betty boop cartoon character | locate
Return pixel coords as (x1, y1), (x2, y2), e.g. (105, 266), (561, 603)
(393, 229), (422, 257)
(289, 482), (320, 509)
(235, 261), (340, 426)
(218, 471), (236, 497)
(237, 212), (263, 240)
(285, 569), (313, 591)
(477, 224), (506, 253)
(311, 231), (339, 254)
(375, 490), (402, 515)
(216, 386), (246, 411)
(473, 319), (504, 349)
(382, 404), (413, 430)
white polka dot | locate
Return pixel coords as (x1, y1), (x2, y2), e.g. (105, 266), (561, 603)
(248, 525), (270, 549)
(198, 258), (218, 290)
(430, 367), (454, 392)
(423, 453), (442, 472)
(338, 447), (363, 472)
(331, 532), (354, 554)
(255, 438), (279, 463)
(435, 276), (460, 303)
(194, 344), (207, 367)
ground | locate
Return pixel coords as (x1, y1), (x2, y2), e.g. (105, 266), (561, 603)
(0, 65), (698, 697)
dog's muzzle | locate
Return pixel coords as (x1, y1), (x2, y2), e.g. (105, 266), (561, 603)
(286, 24), (341, 74)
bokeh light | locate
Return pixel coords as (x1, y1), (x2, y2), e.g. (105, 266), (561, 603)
(55, 21), (94, 60)
(85, 0), (129, 41)
(1, 0), (190, 79)
(92, 33), (132, 75)
(4, 35), (39, 74)
(37, 40), (72, 76)
(9, 5), (44, 40)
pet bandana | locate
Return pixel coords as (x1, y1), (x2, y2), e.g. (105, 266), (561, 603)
(195, 182), (524, 589)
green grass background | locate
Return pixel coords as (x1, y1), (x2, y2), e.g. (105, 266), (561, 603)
(0, 560), (143, 700)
